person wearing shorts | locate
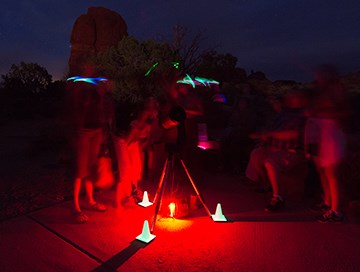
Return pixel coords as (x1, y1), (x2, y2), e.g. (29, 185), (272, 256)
(67, 62), (112, 223)
(305, 65), (350, 223)
(246, 91), (307, 211)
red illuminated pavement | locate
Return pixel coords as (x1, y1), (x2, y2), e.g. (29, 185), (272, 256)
(1, 173), (360, 272)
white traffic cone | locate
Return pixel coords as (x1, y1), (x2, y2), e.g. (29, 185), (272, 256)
(211, 203), (227, 222)
(138, 191), (153, 207)
(136, 220), (156, 243)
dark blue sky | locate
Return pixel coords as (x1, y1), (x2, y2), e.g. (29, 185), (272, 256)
(1, 0), (359, 82)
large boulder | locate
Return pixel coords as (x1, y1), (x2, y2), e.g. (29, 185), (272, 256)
(69, 6), (128, 74)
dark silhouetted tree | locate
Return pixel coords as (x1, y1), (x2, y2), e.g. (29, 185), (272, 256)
(171, 25), (208, 75)
(1, 62), (52, 95)
(95, 36), (178, 103)
(0, 62), (54, 119)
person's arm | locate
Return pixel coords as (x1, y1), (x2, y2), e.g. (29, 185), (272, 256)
(185, 106), (204, 117)
(126, 121), (141, 144)
(249, 131), (270, 141)
(126, 111), (150, 144)
(268, 129), (299, 140)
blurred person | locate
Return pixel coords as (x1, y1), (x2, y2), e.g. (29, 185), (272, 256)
(197, 84), (230, 174)
(222, 96), (257, 174)
(138, 97), (160, 182)
(267, 95), (283, 118)
(67, 62), (113, 223)
(113, 97), (159, 209)
(204, 83), (230, 142)
(244, 95), (283, 191)
(245, 90), (307, 211)
(305, 64), (349, 223)
(169, 79), (204, 177)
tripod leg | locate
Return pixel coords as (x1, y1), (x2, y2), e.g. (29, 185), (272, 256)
(151, 155), (171, 232)
(180, 159), (212, 217)
(153, 157), (169, 204)
(169, 153), (175, 198)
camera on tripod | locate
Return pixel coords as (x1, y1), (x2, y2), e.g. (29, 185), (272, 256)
(161, 105), (186, 129)
(151, 106), (212, 231)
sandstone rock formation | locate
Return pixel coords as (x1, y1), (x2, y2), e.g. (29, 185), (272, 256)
(69, 7), (128, 75)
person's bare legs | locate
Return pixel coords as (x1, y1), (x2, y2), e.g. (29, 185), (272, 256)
(73, 177), (90, 222)
(73, 129), (91, 213)
(316, 163), (344, 222)
(324, 164), (342, 213)
(314, 157), (331, 207)
(264, 151), (285, 211)
(129, 141), (143, 193)
(86, 129), (103, 206)
(246, 147), (269, 186)
(318, 168), (331, 206)
(73, 177), (82, 212)
(113, 137), (133, 208)
(264, 161), (281, 197)
(116, 180), (132, 207)
(85, 179), (96, 205)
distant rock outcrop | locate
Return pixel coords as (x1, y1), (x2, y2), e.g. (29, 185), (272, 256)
(69, 7), (128, 75)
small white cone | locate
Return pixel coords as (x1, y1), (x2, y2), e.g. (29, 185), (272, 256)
(211, 203), (227, 222)
(136, 220), (156, 243)
(138, 191), (153, 207)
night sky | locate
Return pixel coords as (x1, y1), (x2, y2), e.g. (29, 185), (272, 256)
(1, 0), (360, 82)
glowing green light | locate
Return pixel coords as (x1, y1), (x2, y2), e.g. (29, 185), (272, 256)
(67, 76), (108, 85)
(172, 61), (180, 69)
(185, 74), (195, 88)
(177, 75), (219, 88)
(194, 76), (208, 86)
(177, 74), (195, 88)
(194, 76), (219, 86)
(144, 62), (159, 77)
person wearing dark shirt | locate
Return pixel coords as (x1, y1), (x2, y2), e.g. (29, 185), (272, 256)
(246, 90), (307, 211)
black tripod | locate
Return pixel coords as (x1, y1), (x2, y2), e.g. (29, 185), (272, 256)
(150, 141), (212, 232)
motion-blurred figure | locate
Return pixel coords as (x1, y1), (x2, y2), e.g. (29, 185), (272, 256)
(222, 96), (257, 174)
(305, 64), (349, 223)
(113, 97), (159, 209)
(246, 90), (307, 211)
(67, 62), (113, 223)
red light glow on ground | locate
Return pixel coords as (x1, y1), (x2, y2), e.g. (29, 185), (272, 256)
(156, 218), (194, 232)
